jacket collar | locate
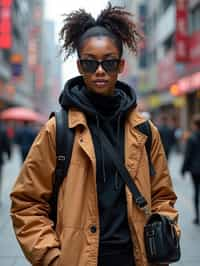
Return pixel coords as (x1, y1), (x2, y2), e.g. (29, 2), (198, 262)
(68, 107), (147, 129)
(68, 108), (88, 129)
(127, 108), (147, 128)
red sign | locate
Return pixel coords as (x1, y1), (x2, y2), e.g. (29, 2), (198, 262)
(175, 0), (189, 62)
(157, 49), (178, 90)
(189, 31), (200, 64)
(0, 0), (12, 49)
(1, 0), (12, 6)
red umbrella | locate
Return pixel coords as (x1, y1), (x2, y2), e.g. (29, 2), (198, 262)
(0, 107), (47, 123)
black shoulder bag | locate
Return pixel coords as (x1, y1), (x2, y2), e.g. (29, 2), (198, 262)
(100, 128), (181, 264)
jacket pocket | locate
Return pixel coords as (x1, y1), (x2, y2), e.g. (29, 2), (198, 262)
(58, 227), (88, 266)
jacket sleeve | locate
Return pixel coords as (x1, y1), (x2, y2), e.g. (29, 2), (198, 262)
(149, 122), (180, 230)
(10, 118), (61, 266)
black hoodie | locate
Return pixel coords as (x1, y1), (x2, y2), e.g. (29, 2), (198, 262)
(59, 76), (137, 255)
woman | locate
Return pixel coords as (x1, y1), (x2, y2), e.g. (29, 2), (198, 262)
(10, 4), (180, 266)
(181, 114), (200, 224)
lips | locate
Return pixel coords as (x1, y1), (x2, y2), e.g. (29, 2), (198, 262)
(93, 80), (108, 87)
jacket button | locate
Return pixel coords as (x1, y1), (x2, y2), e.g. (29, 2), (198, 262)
(90, 225), (97, 233)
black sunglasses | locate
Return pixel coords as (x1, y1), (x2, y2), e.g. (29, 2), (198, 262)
(79, 59), (121, 73)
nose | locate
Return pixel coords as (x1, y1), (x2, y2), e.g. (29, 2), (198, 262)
(96, 62), (105, 74)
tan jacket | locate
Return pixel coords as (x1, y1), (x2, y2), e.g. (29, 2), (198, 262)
(10, 108), (180, 266)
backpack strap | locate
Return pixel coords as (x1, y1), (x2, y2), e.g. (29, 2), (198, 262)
(49, 108), (74, 226)
(136, 121), (156, 177)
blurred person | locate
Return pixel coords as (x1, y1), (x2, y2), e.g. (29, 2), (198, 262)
(174, 127), (183, 153)
(5, 121), (15, 156)
(15, 121), (38, 162)
(10, 4), (180, 266)
(181, 114), (200, 224)
(157, 114), (175, 160)
(0, 121), (11, 202)
(6, 121), (15, 141)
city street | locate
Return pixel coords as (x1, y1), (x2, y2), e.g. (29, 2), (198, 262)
(0, 146), (200, 266)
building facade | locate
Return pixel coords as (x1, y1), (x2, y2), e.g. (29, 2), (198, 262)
(0, 0), (61, 115)
(41, 20), (62, 114)
(143, 0), (200, 129)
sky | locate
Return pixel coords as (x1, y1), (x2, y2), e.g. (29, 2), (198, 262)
(44, 0), (109, 85)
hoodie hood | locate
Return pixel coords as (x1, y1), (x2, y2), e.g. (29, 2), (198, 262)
(59, 76), (136, 189)
(59, 76), (137, 119)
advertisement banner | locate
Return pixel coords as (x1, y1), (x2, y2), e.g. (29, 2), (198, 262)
(0, 0), (12, 49)
(175, 0), (189, 62)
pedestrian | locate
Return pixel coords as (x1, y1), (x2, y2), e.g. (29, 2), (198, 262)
(0, 121), (11, 202)
(181, 113), (200, 225)
(15, 121), (38, 162)
(10, 4), (180, 266)
(157, 114), (175, 160)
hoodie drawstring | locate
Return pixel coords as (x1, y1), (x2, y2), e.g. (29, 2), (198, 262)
(114, 113), (122, 190)
(96, 115), (106, 183)
(95, 113), (123, 189)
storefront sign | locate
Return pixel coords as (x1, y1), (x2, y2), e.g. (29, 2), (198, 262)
(170, 71), (200, 95)
(0, 0), (12, 49)
(157, 49), (177, 90)
(175, 0), (189, 62)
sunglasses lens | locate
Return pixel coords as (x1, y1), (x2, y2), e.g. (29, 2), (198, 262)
(80, 60), (98, 73)
(80, 59), (120, 73)
(102, 60), (120, 72)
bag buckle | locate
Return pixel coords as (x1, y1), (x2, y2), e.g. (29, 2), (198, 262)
(146, 229), (155, 237)
(57, 155), (66, 161)
(135, 196), (151, 216)
(142, 205), (151, 216)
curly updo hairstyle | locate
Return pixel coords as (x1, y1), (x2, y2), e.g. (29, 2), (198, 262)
(59, 2), (142, 60)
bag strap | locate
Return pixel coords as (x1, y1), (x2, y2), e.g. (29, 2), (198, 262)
(49, 108), (75, 225)
(136, 121), (155, 177)
(99, 130), (150, 215)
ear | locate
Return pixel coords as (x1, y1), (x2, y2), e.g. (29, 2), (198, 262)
(118, 59), (125, 74)
(77, 60), (83, 74)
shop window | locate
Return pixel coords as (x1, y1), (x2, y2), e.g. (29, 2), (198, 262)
(189, 4), (200, 33)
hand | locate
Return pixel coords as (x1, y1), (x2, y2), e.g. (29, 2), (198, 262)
(49, 257), (60, 266)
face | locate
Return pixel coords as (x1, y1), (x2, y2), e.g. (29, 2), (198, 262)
(77, 36), (125, 96)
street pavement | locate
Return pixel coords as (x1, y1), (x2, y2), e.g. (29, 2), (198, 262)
(0, 146), (200, 266)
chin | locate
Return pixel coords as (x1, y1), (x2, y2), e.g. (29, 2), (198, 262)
(96, 86), (113, 95)
(97, 90), (111, 96)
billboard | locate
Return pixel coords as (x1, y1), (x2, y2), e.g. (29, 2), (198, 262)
(175, 0), (189, 62)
